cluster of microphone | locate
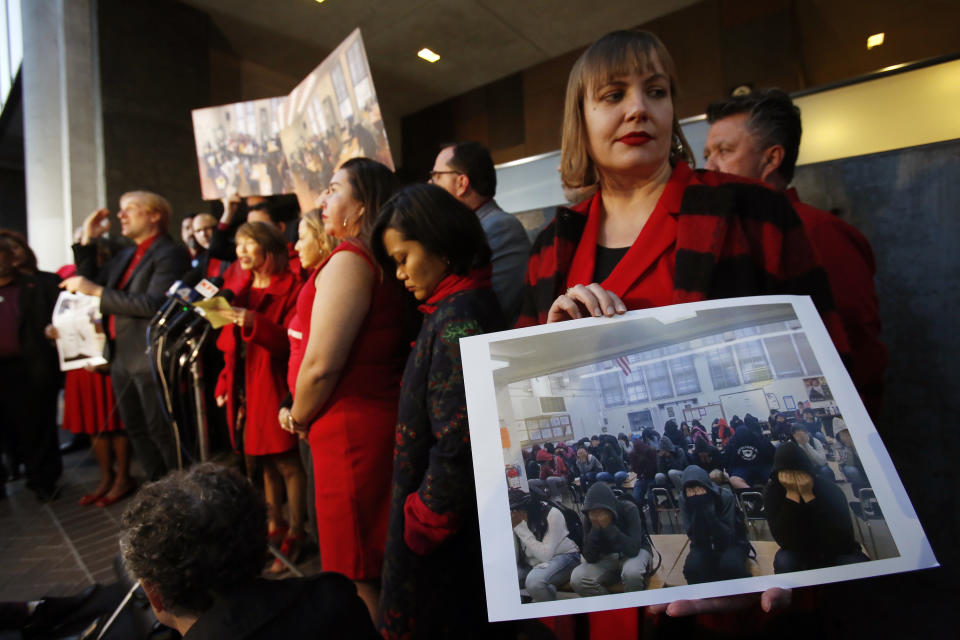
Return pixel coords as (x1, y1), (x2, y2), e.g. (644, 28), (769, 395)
(148, 277), (234, 466)
(152, 277), (234, 338)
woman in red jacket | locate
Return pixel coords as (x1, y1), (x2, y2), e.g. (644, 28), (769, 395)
(215, 221), (305, 556)
(518, 27), (830, 638)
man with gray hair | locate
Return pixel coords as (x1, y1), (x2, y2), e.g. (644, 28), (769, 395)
(120, 463), (377, 638)
(62, 191), (189, 482)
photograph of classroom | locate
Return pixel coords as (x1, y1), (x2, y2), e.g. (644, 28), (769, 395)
(494, 303), (898, 602)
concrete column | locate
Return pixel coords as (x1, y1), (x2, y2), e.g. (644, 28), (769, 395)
(22, 0), (104, 271)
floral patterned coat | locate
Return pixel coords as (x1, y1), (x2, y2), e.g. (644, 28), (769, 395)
(379, 285), (504, 639)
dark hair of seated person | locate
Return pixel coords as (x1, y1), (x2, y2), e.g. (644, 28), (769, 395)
(508, 488), (550, 541)
(371, 183), (492, 277)
(119, 463), (267, 615)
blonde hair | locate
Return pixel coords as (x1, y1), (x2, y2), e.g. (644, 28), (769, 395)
(560, 29), (694, 191)
(120, 191), (173, 229)
(301, 208), (338, 262)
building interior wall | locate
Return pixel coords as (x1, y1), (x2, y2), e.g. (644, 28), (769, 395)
(790, 138), (960, 577)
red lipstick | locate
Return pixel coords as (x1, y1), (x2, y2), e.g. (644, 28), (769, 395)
(617, 132), (652, 145)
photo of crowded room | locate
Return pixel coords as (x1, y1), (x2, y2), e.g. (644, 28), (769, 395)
(465, 298), (917, 618)
(0, 0), (956, 638)
(277, 29), (393, 213)
(192, 96), (294, 199)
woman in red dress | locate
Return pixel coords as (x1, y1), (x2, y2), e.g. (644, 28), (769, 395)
(215, 221), (305, 555)
(51, 259), (132, 507)
(283, 158), (404, 618)
(276, 207), (336, 573)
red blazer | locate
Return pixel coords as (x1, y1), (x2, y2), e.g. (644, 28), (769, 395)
(518, 162), (850, 359)
(787, 188), (886, 418)
(215, 269), (300, 455)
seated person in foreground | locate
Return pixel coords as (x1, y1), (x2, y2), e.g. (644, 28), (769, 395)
(119, 463), (378, 639)
(679, 465), (752, 585)
(764, 442), (870, 573)
(510, 488), (581, 602)
(571, 483), (652, 596)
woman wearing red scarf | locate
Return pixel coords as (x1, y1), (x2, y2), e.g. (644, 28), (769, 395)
(518, 28), (836, 640)
(372, 184), (508, 639)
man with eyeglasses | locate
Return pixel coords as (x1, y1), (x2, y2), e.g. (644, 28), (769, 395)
(429, 141), (530, 325)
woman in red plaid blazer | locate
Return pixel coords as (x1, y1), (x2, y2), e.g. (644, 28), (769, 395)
(517, 28), (845, 640)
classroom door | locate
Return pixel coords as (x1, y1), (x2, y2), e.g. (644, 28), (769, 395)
(627, 410), (654, 433)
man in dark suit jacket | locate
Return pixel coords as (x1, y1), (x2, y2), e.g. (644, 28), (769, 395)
(62, 191), (190, 481)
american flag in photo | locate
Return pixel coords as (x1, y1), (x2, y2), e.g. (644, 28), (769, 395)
(615, 356), (631, 377)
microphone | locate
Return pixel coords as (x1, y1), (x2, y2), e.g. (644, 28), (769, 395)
(153, 280), (187, 327)
(159, 278), (225, 337)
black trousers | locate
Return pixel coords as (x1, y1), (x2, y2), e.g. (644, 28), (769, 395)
(111, 367), (179, 481)
(0, 359), (62, 493)
(683, 543), (750, 584)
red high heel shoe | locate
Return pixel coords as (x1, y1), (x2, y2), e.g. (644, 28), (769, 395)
(79, 487), (109, 506)
(94, 483), (137, 508)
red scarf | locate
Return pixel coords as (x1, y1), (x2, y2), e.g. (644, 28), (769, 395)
(417, 266), (492, 315)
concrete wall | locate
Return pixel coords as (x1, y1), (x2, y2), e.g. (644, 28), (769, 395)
(791, 137), (960, 582)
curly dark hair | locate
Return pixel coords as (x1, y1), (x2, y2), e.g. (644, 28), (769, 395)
(119, 463), (267, 615)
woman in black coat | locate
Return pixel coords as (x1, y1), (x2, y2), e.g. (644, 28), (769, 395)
(372, 184), (508, 639)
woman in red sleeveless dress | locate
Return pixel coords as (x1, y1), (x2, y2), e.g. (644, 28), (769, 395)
(283, 158), (406, 619)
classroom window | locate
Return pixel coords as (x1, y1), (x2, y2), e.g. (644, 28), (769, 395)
(706, 347), (741, 389)
(599, 372), (625, 407)
(624, 369), (649, 403)
(669, 355), (701, 394)
(793, 333), (821, 375)
(765, 334), (804, 378)
(643, 361), (674, 400)
(735, 339), (774, 383)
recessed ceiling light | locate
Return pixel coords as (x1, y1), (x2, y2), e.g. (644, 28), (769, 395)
(867, 33), (885, 49)
(418, 48), (440, 63)
(315, 0), (326, 4)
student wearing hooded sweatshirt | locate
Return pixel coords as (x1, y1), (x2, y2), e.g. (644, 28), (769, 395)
(691, 436), (723, 473)
(712, 417), (734, 448)
(724, 425), (776, 489)
(679, 465), (752, 584)
(509, 488), (581, 602)
(596, 439), (628, 487)
(654, 435), (686, 491)
(764, 442), (869, 573)
(663, 419), (686, 449)
(570, 482), (652, 596)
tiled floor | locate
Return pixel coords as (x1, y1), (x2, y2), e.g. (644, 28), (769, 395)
(0, 438), (323, 609)
(0, 444), (123, 603)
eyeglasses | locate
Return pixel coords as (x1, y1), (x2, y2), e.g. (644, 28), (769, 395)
(428, 170), (462, 182)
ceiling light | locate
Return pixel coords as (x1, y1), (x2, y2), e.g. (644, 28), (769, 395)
(418, 48), (440, 63)
(867, 33), (885, 49)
